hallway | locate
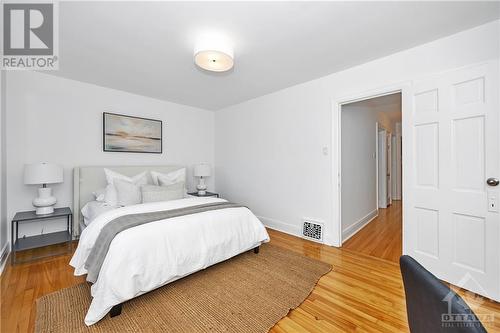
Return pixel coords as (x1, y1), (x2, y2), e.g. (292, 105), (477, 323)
(343, 201), (402, 263)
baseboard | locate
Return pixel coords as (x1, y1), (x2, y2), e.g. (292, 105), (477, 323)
(257, 215), (302, 238)
(342, 209), (378, 243)
(0, 242), (10, 275)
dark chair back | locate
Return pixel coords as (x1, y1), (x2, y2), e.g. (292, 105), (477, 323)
(399, 255), (487, 333)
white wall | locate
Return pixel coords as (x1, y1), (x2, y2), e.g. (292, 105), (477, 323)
(215, 20), (500, 246)
(6, 71), (214, 238)
(340, 105), (378, 240)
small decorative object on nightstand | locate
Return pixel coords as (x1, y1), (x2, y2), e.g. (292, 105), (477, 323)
(194, 163), (211, 196)
(188, 191), (219, 198)
(24, 163), (63, 215)
(11, 207), (72, 264)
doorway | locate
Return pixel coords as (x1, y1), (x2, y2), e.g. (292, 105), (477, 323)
(333, 62), (499, 301)
(339, 92), (402, 262)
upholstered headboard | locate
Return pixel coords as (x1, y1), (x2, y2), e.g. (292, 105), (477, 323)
(73, 165), (185, 236)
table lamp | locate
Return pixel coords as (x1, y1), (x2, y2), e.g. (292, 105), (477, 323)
(24, 163), (63, 215)
(194, 164), (211, 196)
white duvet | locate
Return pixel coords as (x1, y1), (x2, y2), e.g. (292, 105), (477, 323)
(70, 197), (270, 325)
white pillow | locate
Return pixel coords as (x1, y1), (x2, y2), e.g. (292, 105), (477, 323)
(141, 182), (185, 203)
(103, 169), (148, 205)
(114, 179), (142, 206)
(104, 169), (148, 186)
(104, 184), (118, 206)
(151, 169), (185, 186)
(81, 201), (118, 226)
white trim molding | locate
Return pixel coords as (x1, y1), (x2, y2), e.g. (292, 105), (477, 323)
(257, 215), (301, 238)
(0, 242), (10, 275)
(342, 209), (378, 242)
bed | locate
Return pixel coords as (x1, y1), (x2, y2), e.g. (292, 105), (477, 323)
(70, 166), (270, 326)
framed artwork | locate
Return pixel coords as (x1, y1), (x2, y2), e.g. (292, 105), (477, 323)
(103, 112), (162, 153)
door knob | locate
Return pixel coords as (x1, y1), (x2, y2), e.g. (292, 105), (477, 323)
(487, 178), (499, 186)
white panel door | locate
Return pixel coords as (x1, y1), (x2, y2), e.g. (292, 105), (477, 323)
(387, 132), (392, 205)
(378, 130), (388, 208)
(392, 135), (398, 199)
(404, 62), (499, 301)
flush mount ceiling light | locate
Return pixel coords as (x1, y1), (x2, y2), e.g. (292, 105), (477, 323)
(194, 33), (234, 72)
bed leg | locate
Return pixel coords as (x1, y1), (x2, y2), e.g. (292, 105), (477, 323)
(254, 246), (260, 254)
(110, 303), (122, 318)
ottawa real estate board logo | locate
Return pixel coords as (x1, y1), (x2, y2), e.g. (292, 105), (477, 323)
(2, 2), (59, 70)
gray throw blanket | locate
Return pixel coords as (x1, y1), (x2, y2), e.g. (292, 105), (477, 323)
(84, 202), (245, 283)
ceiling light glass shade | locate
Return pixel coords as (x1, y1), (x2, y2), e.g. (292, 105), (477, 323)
(194, 33), (234, 72)
(194, 49), (234, 72)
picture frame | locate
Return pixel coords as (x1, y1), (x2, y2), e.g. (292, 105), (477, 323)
(102, 112), (163, 153)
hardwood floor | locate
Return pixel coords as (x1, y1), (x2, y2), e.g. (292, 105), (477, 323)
(343, 201), (402, 263)
(1, 243), (85, 333)
(2, 228), (500, 332)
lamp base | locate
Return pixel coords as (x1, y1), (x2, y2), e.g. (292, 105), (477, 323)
(197, 177), (207, 196)
(35, 206), (55, 215)
(33, 187), (57, 215)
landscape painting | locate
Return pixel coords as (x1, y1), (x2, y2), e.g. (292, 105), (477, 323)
(103, 112), (162, 153)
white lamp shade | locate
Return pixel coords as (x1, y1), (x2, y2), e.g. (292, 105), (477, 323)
(194, 164), (211, 177)
(24, 163), (63, 185)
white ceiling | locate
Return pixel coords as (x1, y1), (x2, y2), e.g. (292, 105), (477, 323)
(348, 92), (402, 123)
(52, 1), (500, 110)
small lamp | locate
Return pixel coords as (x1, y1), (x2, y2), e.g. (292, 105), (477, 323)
(24, 163), (63, 215)
(194, 164), (211, 196)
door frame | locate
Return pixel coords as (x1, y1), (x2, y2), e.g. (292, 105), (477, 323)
(332, 82), (411, 247)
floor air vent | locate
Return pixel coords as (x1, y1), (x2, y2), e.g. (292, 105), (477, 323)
(302, 219), (324, 242)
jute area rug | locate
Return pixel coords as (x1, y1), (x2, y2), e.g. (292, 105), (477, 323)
(35, 244), (332, 333)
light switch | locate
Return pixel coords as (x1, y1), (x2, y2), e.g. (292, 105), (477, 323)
(322, 147), (328, 156)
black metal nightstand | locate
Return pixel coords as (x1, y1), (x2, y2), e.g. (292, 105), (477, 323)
(11, 207), (73, 264)
(187, 191), (220, 198)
